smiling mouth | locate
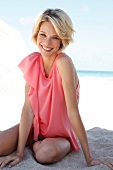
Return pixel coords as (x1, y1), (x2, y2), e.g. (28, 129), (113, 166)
(42, 45), (53, 51)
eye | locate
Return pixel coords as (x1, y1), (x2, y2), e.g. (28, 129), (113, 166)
(40, 33), (46, 37)
(52, 36), (59, 40)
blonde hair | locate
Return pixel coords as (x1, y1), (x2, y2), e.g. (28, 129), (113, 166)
(32, 8), (75, 51)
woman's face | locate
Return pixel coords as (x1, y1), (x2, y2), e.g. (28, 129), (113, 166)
(36, 21), (62, 58)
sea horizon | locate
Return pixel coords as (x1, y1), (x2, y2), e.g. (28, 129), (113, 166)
(77, 70), (113, 78)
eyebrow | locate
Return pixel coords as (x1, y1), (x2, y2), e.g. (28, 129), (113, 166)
(39, 31), (59, 37)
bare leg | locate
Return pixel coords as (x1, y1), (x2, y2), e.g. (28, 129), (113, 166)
(0, 124), (34, 156)
(33, 137), (71, 164)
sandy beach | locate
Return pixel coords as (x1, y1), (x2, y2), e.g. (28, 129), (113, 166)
(0, 127), (113, 170)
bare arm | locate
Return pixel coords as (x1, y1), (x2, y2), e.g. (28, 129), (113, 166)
(16, 83), (34, 158)
(57, 54), (113, 169)
(57, 54), (92, 163)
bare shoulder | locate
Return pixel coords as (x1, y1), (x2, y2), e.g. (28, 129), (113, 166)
(57, 53), (73, 66)
(57, 53), (78, 86)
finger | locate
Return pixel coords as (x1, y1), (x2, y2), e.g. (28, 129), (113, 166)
(0, 159), (8, 169)
(0, 158), (4, 165)
(9, 157), (21, 168)
(0, 156), (14, 169)
(0, 161), (2, 165)
(107, 158), (113, 165)
(106, 162), (113, 170)
(101, 160), (113, 170)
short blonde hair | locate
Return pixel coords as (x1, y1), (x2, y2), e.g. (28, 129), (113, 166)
(32, 8), (75, 51)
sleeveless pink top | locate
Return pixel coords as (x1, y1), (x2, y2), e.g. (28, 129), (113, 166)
(18, 52), (80, 151)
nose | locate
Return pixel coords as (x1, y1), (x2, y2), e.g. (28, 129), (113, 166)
(44, 38), (52, 46)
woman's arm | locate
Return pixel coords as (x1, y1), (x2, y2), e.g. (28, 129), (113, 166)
(57, 54), (113, 169)
(57, 54), (92, 163)
(0, 83), (34, 168)
(16, 83), (34, 158)
(57, 54), (110, 167)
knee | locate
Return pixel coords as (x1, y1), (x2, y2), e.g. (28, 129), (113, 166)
(34, 144), (59, 164)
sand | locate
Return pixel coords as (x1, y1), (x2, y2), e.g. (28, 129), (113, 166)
(0, 127), (113, 170)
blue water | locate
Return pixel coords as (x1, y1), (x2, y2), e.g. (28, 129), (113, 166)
(77, 70), (113, 78)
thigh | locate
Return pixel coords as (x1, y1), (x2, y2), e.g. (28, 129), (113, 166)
(0, 124), (34, 156)
(0, 124), (19, 156)
(33, 137), (71, 164)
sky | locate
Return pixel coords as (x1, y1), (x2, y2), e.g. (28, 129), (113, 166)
(0, 0), (113, 71)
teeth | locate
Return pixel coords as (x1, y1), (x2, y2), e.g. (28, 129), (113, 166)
(43, 46), (52, 50)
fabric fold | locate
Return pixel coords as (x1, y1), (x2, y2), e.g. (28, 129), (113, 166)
(18, 52), (80, 151)
(18, 52), (40, 140)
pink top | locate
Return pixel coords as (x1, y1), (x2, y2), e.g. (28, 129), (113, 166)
(18, 52), (80, 152)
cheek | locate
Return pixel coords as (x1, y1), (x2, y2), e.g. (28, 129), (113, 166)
(56, 42), (62, 49)
(53, 39), (61, 46)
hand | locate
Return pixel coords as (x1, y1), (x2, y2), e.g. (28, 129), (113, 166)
(0, 153), (23, 169)
(87, 158), (113, 170)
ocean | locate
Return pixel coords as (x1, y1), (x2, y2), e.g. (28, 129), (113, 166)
(77, 70), (113, 78)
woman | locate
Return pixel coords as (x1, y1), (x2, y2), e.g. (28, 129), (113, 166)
(0, 8), (113, 169)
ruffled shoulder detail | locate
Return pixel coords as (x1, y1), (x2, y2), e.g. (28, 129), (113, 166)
(18, 52), (40, 89)
(18, 52), (40, 141)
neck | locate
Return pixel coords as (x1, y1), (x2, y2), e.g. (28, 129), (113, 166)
(42, 54), (57, 78)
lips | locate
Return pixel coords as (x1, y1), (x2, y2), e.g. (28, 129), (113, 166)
(42, 45), (53, 51)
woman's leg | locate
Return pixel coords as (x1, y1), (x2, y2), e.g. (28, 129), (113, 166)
(0, 124), (19, 156)
(0, 124), (34, 156)
(33, 137), (71, 164)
